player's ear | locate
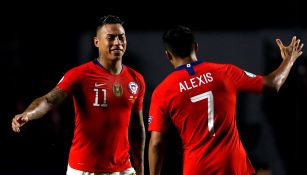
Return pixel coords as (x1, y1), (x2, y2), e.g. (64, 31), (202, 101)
(94, 37), (99, 47)
(165, 50), (173, 61)
(193, 42), (198, 53)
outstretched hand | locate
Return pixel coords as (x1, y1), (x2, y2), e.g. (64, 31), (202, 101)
(12, 113), (29, 133)
(276, 36), (304, 62)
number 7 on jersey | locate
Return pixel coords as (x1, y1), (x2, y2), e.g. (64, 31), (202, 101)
(190, 91), (215, 136)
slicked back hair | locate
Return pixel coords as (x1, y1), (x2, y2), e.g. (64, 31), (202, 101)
(96, 15), (123, 35)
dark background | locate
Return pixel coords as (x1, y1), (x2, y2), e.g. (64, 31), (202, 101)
(1, 1), (306, 175)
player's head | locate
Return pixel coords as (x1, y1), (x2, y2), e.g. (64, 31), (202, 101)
(94, 15), (126, 61)
(162, 25), (197, 59)
(96, 15), (124, 35)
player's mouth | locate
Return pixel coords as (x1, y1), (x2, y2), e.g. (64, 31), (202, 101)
(110, 48), (123, 54)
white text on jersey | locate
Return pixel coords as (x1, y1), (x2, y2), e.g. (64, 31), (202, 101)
(179, 72), (213, 92)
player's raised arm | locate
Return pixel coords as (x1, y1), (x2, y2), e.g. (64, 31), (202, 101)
(12, 87), (68, 133)
(263, 36), (304, 92)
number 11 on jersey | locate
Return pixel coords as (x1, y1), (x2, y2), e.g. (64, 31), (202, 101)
(93, 88), (108, 107)
(190, 91), (215, 136)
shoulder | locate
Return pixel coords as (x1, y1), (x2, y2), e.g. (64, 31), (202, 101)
(152, 74), (174, 95)
(200, 62), (240, 74)
(200, 61), (229, 69)
(60, 61), (93, 83)
(124, 65), (144, 80)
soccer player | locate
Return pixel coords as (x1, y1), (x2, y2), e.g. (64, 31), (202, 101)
(148, 25), (303, 175)
(11, 15), (145, 175)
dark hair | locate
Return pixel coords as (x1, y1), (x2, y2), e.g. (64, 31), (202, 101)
(162, 25), (195, 58)
(96, 15), (123, 34)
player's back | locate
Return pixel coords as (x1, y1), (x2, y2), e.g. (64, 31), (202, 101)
(153, 61), (257, 175)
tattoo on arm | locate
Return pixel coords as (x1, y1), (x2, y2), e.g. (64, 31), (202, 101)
(45, 87), (68, 106)
(25, 87), (68, 121)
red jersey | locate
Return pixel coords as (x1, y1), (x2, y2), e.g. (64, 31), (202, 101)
(57, 60), (145, 172)
(148, 61), (263, 175)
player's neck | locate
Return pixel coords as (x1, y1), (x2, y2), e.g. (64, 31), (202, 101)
(96, 58), (123, 75)
(174, 55), (198, 68)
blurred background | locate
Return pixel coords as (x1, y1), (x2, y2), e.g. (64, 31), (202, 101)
(1, 1), (306, 175)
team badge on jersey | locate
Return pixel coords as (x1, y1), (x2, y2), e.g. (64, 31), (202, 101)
(113, 82), (123, 97)
(244, 71), (256, 78)
(128, 82), (138, 94)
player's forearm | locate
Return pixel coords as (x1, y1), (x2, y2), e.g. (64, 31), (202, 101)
(148, 139), (164, 175)
(24, 96), (53, 121)
(130, 126), (145, 175)
(263, 58), (294, 92)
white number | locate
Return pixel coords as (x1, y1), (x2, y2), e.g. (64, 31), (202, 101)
(93, 88), (108, 107)
(190, 91), (215, 136)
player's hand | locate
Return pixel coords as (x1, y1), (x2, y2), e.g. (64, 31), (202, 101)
(12, 113), (29, 133)
(276, 36), (304, 62)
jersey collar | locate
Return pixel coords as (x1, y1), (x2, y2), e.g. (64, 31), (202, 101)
(93, 59), (124, 74)
(175, 60), (203, 70)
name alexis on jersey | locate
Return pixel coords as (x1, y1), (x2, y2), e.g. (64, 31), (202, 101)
(179, 72), (213, 92)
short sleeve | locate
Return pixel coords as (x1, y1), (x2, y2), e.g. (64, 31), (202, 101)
(148, 88), (170, 133)
(132, 75), (146, 112)
(225, 64), (263, 93)
(56, 67), (80, 94)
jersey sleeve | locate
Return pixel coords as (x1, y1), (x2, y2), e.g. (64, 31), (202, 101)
(132, 75), (146, 112)
(148, 88), (170, 133)
(225, 64), (263, 93)
(56, 67), (80, 94)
